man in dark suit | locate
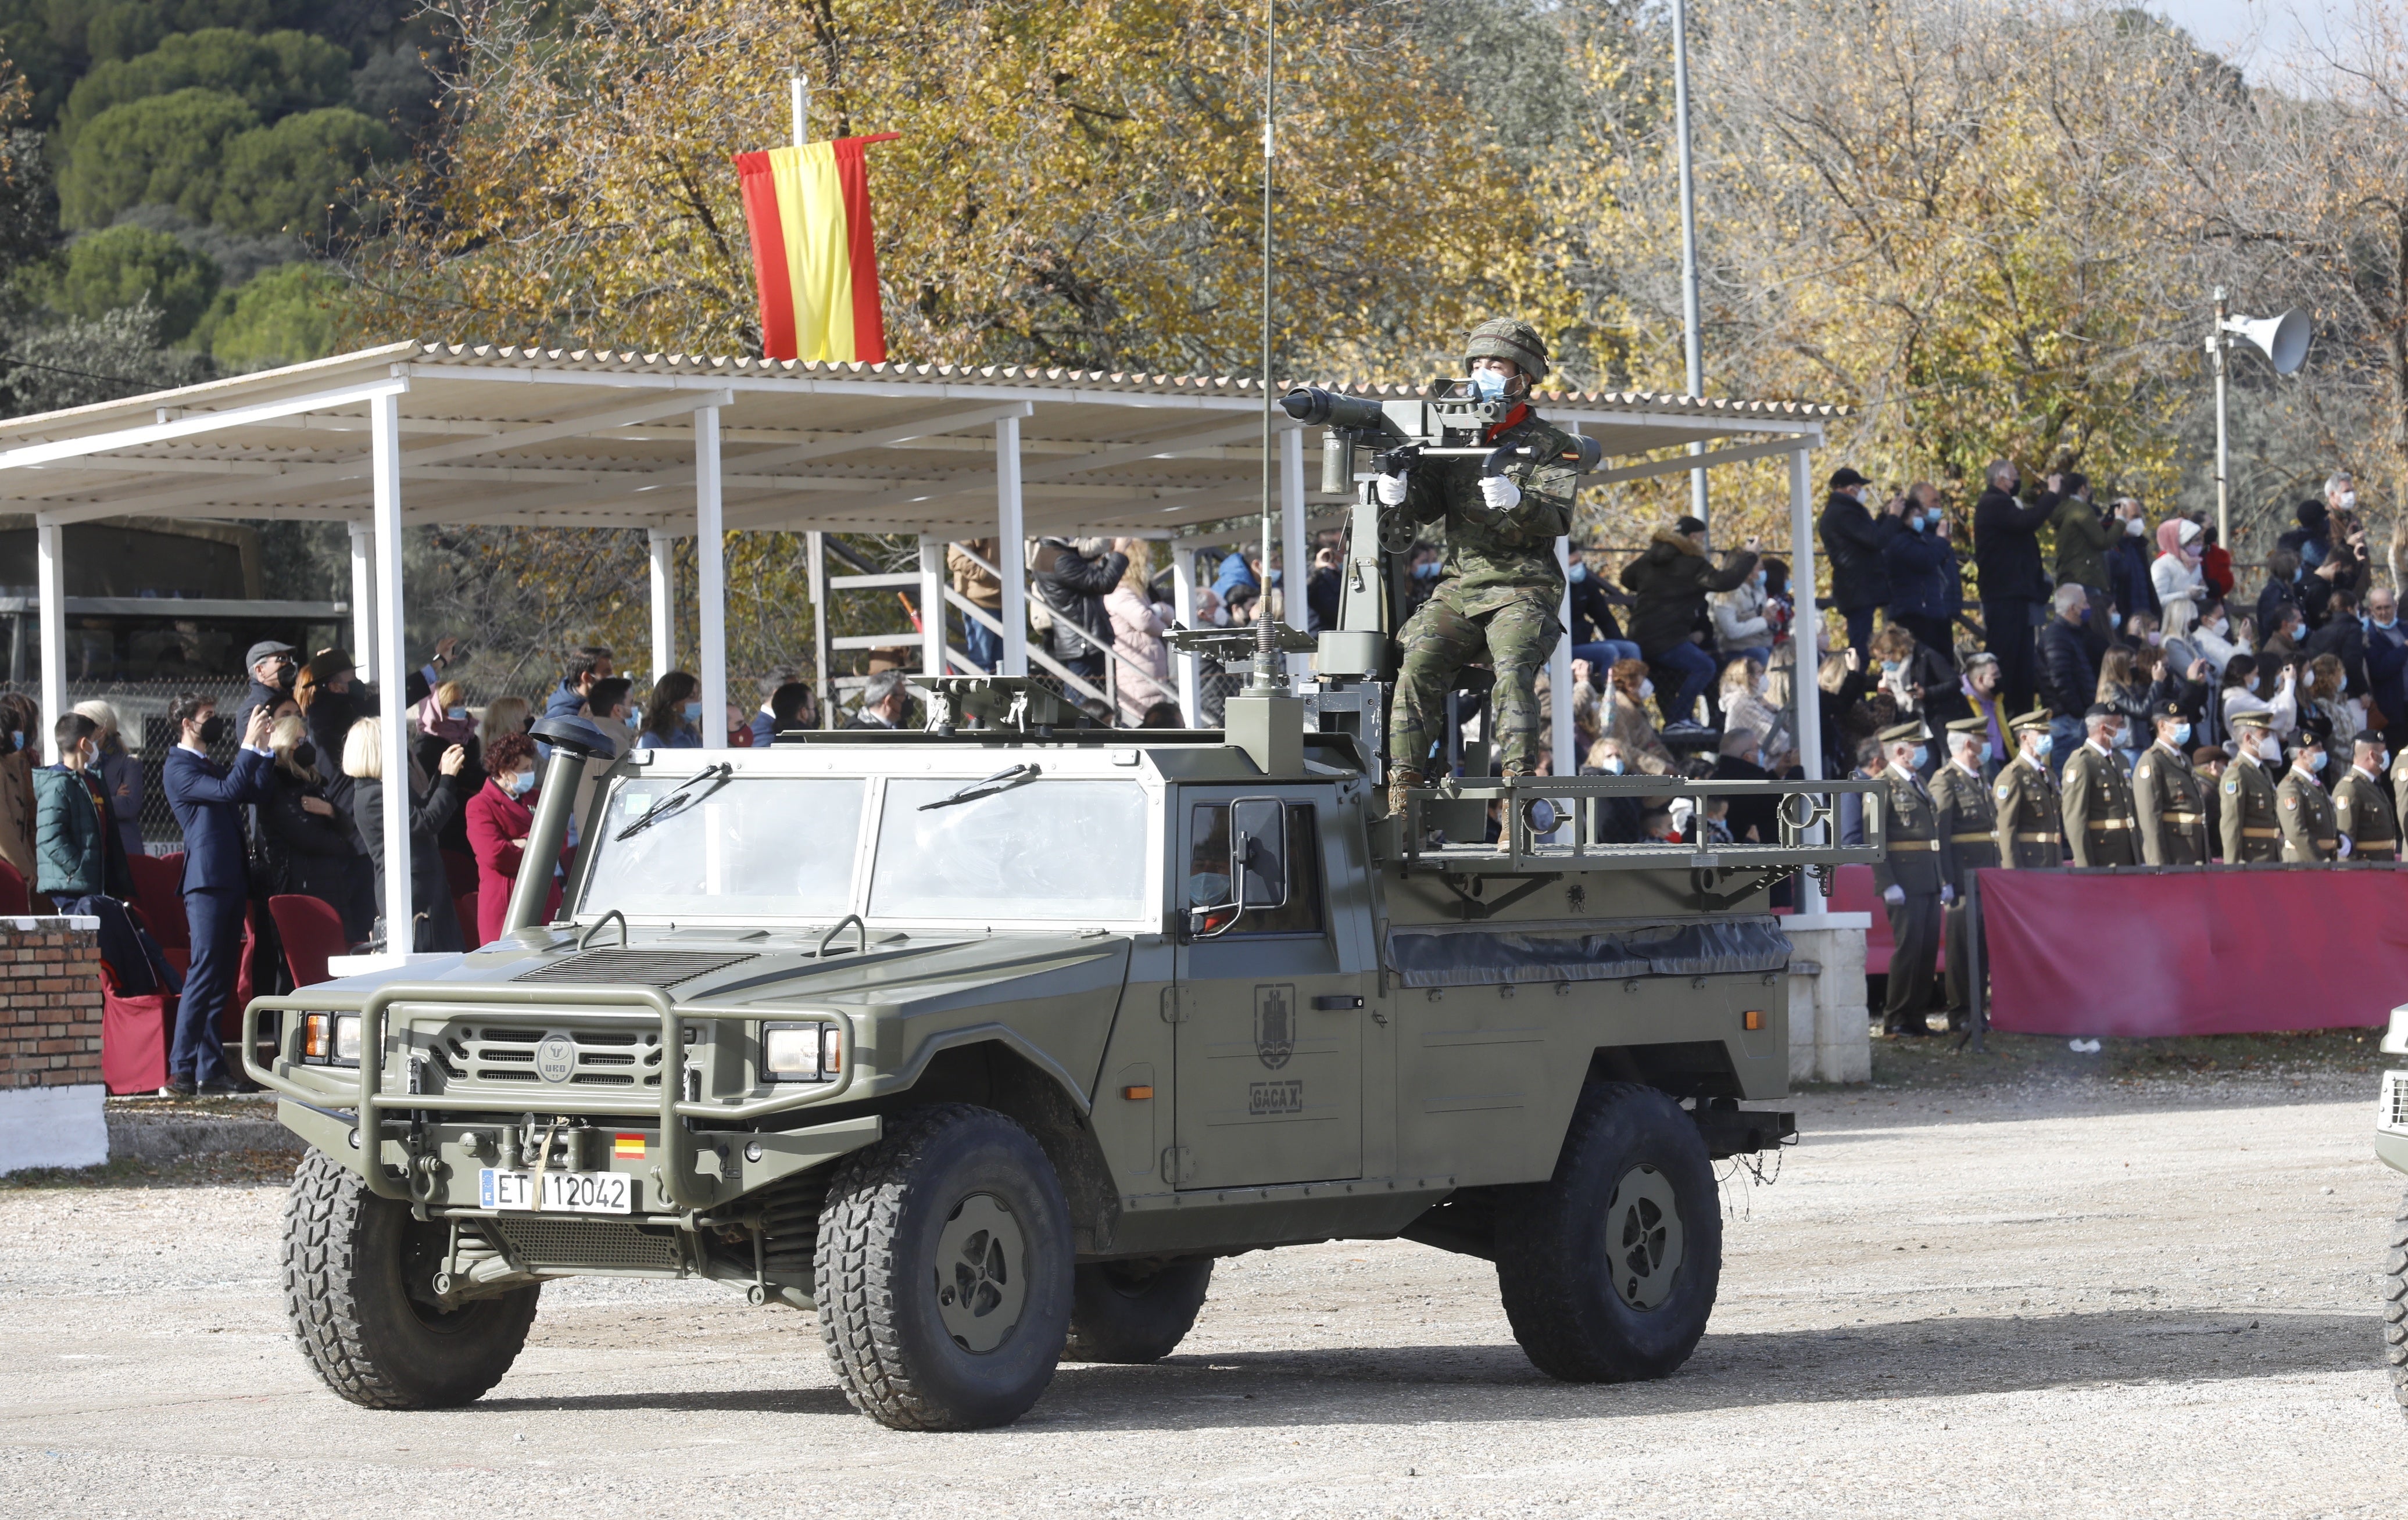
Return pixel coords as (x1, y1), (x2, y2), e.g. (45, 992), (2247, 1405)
(1973, 460), (2059, 717)
(160, 693), (276, 1096)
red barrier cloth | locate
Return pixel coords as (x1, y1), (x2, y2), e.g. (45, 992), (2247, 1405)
(1979, 867), (2408, 1035)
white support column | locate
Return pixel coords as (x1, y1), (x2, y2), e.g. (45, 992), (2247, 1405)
(1788, 444), (1826, 914)
(917, 536), (945, 677)
(1551, 537), (1576, 784)
(1170, 545), (1200, 725)
(346, 521), (375, 684)
(694, 406), (727, 745)
(646, 528), (677, 684)
(370, 391), (410, 948)
(997, 415), (1028, 677)
(807, 532), (831, 727)
(34, 515), (64, 763)
(1280, 425), (1308, 683)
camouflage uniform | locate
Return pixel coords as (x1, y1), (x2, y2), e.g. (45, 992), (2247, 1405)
(1387, 410), (1580, 779)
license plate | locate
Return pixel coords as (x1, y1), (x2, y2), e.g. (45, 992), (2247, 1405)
(478, 1168), (632, 1214)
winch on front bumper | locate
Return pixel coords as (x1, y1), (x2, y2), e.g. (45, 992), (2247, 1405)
(243, 981), (886, 1219)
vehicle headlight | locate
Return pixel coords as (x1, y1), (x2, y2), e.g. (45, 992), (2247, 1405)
(761, 1021), (841, 1082)
(299, 1013), (362, 1067)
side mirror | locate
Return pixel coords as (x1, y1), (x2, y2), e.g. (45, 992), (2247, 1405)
(1230, 797), (1288, 910)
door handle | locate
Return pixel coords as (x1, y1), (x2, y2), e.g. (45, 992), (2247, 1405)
(1311, 995), (1365, 1011)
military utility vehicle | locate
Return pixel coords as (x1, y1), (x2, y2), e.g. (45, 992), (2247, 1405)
(2374, 1009), (2408, 1408)
(252, 387), (1879, 1431)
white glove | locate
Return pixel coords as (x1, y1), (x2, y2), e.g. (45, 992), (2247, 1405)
(1376, 472), (1409, 507)
(1882, 884), (1905, 906)
(1480, 474), (1522, 513)
(1940, 883), (1956, 904)
(2338, 834), (2354, 859)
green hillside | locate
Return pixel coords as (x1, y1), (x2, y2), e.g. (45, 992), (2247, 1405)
(0, 0), (440, 413)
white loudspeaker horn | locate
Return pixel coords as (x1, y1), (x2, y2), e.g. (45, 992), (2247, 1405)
(2224, 309), (2310, 375)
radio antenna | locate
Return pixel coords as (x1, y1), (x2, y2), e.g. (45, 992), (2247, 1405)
(1250, 0), (1282, 693)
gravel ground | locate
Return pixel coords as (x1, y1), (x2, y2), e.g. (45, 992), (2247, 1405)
(3, 1071), (2405, 1518)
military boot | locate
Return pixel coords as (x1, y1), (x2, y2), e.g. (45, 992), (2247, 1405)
(1388, 768), (1425, 818)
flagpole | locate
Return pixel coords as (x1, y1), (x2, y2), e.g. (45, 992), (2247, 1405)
(790, 75), (807, 148)
(1250, 0), (1280, 694)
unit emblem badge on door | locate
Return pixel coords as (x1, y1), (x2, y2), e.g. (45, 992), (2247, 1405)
(1254, 984), (1295, 1070)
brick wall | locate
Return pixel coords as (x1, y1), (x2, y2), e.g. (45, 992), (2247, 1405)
(1, 917), (105, 1089)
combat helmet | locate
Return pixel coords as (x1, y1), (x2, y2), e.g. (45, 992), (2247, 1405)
(1465, 318), (1550, 383)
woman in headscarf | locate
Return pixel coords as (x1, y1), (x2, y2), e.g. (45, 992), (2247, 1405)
(2151, 517), (2206, 612)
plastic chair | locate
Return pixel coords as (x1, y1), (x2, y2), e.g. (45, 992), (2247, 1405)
(0, 856), (27, 916)
(123, 852), (188, 959)
(455, 890), (480, 949)
(268, 894), (348, 988)
(96, 955), (174, 1095)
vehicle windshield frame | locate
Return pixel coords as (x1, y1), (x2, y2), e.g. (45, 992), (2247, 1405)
(567, 752), (1165, 933)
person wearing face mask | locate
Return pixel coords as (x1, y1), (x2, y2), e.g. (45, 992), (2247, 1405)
(257, 712), (373, 942)
(1992, 708), (2064, 867)
(1619, 514), (1761, 729)
(639, 671), (707, 748)
(2332, 733), (2397, 863)
(2149, 517), (2207, 612)
(2059, 703), (2138, 868)
(1600, 658), (1676, 776)
(2277, 732), (2342, 862)
(1932, 716), (1999, 1028)
(161, 693), (278, 1095)
(2256, 547), (2306, 647)
(2103, 497), (2162, 629)
(464, 731), (566, 946)
(1564, 547), (1641, 671)
(1871, 721), (1944, 1038)
(1881, 483), (1960, 668)
(2218, 652), (2299, 745)
(2192, 597), (2249, 676)
(2219, 711), (2284, 863)
(1377, 319), (1582, 802)
(2049, 472), (2114, 617)
(1816, 467), (1905, 659)
(2131, 701), (2208, 866)
(34, 712), (180, 1004)
(2192, 745), (2230, 859)
(2035, 583), (2099, 759)
(1708, 560), (1774, 670)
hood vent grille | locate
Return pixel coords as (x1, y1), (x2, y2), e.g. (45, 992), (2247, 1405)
(513, 948), (759, 989)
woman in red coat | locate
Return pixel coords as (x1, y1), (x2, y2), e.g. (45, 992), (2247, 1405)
(463, 732), (561, 946)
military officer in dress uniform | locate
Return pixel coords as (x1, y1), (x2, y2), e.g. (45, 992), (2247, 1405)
(2277, 730), (2341, 862)
(2131, 699), (2208, 865)
(1932, 715), (1997, 1029)
(2334, 733), (2398, 862)
(1871, 720), (1944, 1038)
(2220, 711), (2283, 863)
(1993, 708), (2063, 868)
(2390, 741), (2408, 856)
(2060, 702), (2139, 867)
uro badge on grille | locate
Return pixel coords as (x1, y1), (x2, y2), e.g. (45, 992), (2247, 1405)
(535, 1033), (577, 1083)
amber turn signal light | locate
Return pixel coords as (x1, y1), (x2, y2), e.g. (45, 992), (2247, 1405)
(1123, 1085), (1154, 1101)
(1741, 1009), (1764, 1031)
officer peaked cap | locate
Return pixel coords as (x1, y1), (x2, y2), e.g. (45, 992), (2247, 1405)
(1877, 720), (1930, 744)
(2008, 708), (2052, 731)
(1944, 714), (1988, 733)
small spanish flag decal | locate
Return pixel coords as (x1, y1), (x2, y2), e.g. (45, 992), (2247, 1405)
(614, 1133), (646, 1160)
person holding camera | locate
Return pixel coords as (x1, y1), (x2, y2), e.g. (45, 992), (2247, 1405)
(1382, 318), (1582, 809)
(161, 693), (277, 1095)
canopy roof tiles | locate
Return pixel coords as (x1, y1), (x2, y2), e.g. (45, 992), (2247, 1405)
(0, 340), (1839, 540)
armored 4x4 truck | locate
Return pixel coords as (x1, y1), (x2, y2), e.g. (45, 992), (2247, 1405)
(253, 388), (1877, 1430)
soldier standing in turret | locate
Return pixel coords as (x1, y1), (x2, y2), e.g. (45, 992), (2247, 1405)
(2277, 732), (2341, 862)
(1992, 709), (2063, 867)
(1872, 721), (1942, 1038)
(1382, 319), (1583, 809)
(2221, 711), (2283, 863)
(2131, 700), (2208, 866)
(2060, 703), (2138, 867)
(1931, 715), (1996, 1030)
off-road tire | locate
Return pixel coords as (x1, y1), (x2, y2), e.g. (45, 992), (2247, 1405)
(1493, 1080), (1722, 1382)
(1064, 1257), (1214, 1364)
(282, 1148), (539, 1408)
(814, 1104), (1074, 1431)
(2384, 1185), (2408, 1411)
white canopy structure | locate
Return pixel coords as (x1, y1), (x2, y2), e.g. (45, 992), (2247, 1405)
(3, 339), (1840, 936)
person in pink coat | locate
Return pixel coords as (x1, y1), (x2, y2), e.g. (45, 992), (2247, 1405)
(1105, 537), (1175, 725)
(462, 731), (563, 946)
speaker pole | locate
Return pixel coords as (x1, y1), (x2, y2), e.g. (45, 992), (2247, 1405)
(2212, 285), (2231, 553)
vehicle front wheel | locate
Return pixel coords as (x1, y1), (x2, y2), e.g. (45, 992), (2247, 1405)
(1064, 1257), (1214, 1364)
(282, 1149), (539, 1408)
(1493, 1080), (1722, 1382)
(814, 1105), (1075, 1430)
(2384, 1185), (2408, 1413)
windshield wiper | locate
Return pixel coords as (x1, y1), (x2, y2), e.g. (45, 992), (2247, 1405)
(919, 763), (1040, 812)
(614, 762), (734, 841)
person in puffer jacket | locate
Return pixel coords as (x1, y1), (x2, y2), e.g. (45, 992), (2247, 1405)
(1033, 536), (1130, 685)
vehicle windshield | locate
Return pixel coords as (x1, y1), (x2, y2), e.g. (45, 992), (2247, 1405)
(573, 772), (1153, 924)
(579, 777), (865, 920)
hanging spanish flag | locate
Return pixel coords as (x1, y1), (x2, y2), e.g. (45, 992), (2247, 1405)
(732, 132), (900, 363)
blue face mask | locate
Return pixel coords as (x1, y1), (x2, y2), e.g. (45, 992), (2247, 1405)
(1909, 512), (1927, 532)
(2307, 750), (2328, 772)
(1754, 569), (1768, 587)
(1599, 757), (1625, 775)
(1908, 744), (1929, 769)
(2170, 722), (2192, 747)
(502, 769), (534, 797)
(681, 701), (703, 722)
(2033, 733), (2053, 758)
(446, 706), (468, 722)
(1569, 562), (1588, 582)
(1469, 368), (1509, 403)
(1978, 740), (1995, 765)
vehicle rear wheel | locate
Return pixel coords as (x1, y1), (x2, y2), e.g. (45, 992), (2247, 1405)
(1493, 1080), (1722, 1382)
(1064, 1257), (1214, 1364)
(2384, 1185), (2408, 1413)
(282, 1148), (539, 1409)
(815, 1105), (1074, 1430)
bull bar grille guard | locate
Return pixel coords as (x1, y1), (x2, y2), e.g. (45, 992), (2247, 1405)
(242, 982), (856, 1210)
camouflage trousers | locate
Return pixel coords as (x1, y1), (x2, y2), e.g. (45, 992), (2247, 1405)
(1388, 587), (1563, 776)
